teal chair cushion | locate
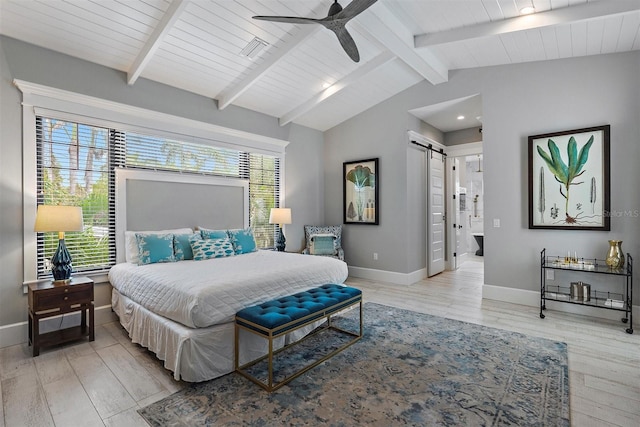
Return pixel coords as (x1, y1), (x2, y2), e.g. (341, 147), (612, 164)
(310, 234), (337, 256)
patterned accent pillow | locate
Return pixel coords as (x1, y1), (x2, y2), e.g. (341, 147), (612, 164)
(173, 233), (198, 261)
(227, 228), (257, 255)
(125, 228), (192, 264)
(189, 235), (235, 261)
(304, 225), (342, 249)
(310, 234), (337, 256)
(199, 227), (229, 240)
(135, 233), (176, 265)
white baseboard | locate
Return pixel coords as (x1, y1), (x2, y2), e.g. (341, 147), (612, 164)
(348, 266), (427, 285)
(0, 305), (118, 349)
(483, 284), (639, 324)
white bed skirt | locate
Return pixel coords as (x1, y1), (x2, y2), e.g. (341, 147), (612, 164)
(111, 289), (319, 382)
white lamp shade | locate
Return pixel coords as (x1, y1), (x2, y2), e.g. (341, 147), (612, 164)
(269, 208), (292, 225)
(34, 205), (84, 232)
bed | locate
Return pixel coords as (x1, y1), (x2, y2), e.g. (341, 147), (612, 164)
(109, 169), (348, 381)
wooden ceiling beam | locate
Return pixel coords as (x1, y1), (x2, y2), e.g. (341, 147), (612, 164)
(353, 2), (448, 85)
(216, 26), (321, 110)
(279, 51), (396, 127)
(415, 0), (640, 48)
(127, 0), (189, 85)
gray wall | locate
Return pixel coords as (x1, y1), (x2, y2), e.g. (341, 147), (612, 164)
(481, 52), (639, 305)
(0, 37), (25, 329)
(416, 119), (444, 144)
(325, 92), (415, 273)
(0, 36), (325, 328)
(445, 127), (482, 146)
(283, 123), (325, 251)
(324, 51), (640, 305)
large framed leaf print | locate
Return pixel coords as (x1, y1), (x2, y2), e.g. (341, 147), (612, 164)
(344, 158), (378, 225)
(528, 125), (610, 230)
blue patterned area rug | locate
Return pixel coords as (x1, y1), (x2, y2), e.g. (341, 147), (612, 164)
(139, 303), (569, 426)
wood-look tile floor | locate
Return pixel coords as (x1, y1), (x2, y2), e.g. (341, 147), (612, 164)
(1, 258), (638, 426)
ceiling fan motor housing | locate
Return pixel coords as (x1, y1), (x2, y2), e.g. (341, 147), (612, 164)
(328, 1), (343, 16)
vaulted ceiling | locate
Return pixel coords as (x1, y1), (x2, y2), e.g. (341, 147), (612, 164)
(1, 0), (639, 132)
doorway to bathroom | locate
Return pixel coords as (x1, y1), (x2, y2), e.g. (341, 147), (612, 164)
(408, 93), (483, 273)
(446, 147), (484, 270)
(460, 154), (484, 263)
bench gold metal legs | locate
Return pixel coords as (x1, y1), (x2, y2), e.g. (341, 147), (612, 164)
(235, 297), (362, 392)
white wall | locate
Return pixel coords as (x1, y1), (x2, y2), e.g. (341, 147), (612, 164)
(0, 36), (325, 333)
(324, 51), (640, 306)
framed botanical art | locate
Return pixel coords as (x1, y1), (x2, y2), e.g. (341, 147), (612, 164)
(528, 125), (610, 230)
(343, 158), (378, 225)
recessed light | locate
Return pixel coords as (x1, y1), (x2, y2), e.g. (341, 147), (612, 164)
(457, 115), (465, 120)
(520, 6), (535, 15)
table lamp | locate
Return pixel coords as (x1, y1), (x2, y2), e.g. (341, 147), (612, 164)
(34, 205), (84, 282)
(269, 208), (292, 252)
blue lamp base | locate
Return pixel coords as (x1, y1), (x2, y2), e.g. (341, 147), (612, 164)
(275, 227), (286, 252)
(51, 238), (73, 282)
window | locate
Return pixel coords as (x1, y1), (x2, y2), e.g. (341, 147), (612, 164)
(36, 119), (281, 277)
(249, 153), (281, 248)
(124, 132), (280, 248)
(125, 132), (245, 178)
(36, 118), (118, 277)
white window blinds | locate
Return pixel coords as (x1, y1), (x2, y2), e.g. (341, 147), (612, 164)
(36, 118), (282, 278)
(36, 117), (118, 277)
(124, 132), (247, 178)
(123, 132), (281, 249)
(249, 153), (281, 248)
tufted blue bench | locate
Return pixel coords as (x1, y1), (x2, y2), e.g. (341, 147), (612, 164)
(235, 284), (362, 391)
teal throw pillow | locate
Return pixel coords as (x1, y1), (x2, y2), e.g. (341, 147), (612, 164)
(136, 233), (176, 265)
(174, 233), (198, 261)
(200, 228), (230, 240)
(227, 228), (257, 254)
(190, 235), (235, 260)
(310, 234), (337, 256)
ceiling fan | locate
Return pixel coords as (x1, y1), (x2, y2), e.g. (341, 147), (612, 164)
(252, 0), (378, 63)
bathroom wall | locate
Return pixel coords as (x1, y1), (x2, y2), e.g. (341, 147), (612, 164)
(457, 159), (469, 257)
(465, 155), (484, 254)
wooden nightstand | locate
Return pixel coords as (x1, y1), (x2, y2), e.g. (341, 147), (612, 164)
(28, 276), (95, 356)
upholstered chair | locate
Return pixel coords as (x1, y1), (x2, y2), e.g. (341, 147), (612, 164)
(302, 225), (344, 261)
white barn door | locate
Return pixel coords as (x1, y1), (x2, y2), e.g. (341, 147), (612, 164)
(427, 150), (446, 276)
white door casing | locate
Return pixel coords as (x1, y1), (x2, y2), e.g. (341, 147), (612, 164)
(446, 157), (461, 270)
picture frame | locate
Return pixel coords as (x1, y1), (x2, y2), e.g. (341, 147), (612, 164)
(343, 158), (379, 225)
(528, 125), (610, 230)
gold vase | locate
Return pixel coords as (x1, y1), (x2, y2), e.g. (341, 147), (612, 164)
(605, 240), (624, 269)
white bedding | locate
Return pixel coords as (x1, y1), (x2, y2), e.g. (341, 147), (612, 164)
(111, 289), (320, 381)
(108, 250), (348, 328)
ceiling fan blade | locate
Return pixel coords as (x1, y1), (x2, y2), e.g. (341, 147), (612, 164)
(252, 16), (320, 25)
(253, 1), (375, 63)
(334, 0), (378, 21)
(331, 26), (360, 62)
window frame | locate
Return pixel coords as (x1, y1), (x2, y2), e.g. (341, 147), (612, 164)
(18, 80), (288, 285)
(35, 117), (119, 277)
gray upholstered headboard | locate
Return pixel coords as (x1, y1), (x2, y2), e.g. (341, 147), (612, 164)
(115, 168), (249, 263)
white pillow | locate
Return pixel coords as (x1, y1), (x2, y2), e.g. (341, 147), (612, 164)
(125, 228), (193, 264)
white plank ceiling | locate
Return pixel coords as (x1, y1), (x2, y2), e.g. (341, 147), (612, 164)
(1, 0), (639, 132)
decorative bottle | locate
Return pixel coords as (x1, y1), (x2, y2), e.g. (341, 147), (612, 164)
(605, 240), (624, 269)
